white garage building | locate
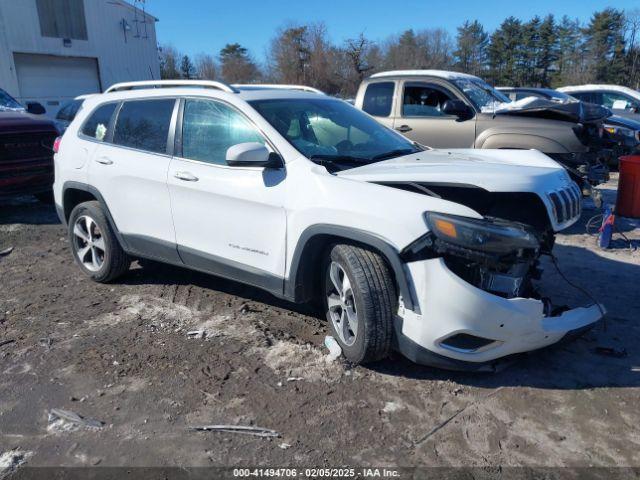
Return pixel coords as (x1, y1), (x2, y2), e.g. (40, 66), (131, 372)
(0, 0), (160, 118)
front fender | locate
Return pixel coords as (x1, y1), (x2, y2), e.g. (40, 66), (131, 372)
(477, 132), (569, 154)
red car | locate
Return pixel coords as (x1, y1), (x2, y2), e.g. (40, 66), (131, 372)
(0, 88), (58, 202)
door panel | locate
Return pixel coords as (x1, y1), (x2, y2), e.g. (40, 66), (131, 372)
(168, 98), (287, 284)
(87, 99), (179, 262)
(168, 160), (287, 279)
(89, 143), (177, 255)
(393, 81), (476, 148)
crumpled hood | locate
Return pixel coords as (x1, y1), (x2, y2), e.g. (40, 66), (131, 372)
(337, 148), (574, 194)
(491, 97), (610, 123)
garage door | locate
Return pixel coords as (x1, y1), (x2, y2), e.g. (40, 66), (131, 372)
(13, 53), (100, 118)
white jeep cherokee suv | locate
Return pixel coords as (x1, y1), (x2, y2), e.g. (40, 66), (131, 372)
(53, 80), (603, 370)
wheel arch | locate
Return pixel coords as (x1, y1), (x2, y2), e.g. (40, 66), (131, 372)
(476, 132), (569, 154)
(285, 225), (419, 313)
(61, 181), (128, 250)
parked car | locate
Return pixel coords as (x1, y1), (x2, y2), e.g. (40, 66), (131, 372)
(53, 80), (603, 370)
(498, 87), (640, 165)
(0, 87), (58, 202)
(558, 85), (640, 120)
(54, 94), (96, 133)
(354, 71), (612, 189)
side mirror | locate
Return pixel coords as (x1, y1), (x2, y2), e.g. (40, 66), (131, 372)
(26, 102), (46, 115)
(442, 99), (472, 119)
(226, 142), (283, 168)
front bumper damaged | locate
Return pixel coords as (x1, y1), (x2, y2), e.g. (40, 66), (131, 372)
(395, 258), (604, 370)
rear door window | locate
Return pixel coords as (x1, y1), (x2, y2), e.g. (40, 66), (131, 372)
(81, 103), (117, 141)
(113, 99), (176, 154)
(402, 83), (457, 117)
(362, 82), (394, 117)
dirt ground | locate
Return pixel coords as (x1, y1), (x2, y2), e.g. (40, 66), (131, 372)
(1, 174), (640, 475)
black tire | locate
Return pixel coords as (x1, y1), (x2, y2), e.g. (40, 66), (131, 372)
(35, 190), (54, 204)
(68, 201), (130, 282)
(323, 244), (396, 364)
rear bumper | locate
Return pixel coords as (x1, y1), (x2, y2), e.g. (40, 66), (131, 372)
(396, 258), (604, 369)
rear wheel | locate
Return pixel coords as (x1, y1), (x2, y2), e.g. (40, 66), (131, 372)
(68, 201), (130, 282)
(323, 244), (396, 364)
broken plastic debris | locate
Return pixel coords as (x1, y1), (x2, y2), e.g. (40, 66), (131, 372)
(324, 335), (342, 361)
(286, 377), (303, 382)
(187, 330), (205, 339)
(189, 425), (279, 438)
(48, 408), (104, 430)
(0, 247), (13, 257)
(382, 401), (403, 413)
(279, 443), (292, 449)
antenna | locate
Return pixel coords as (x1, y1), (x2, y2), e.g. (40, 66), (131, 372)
(132, 0), (148, 40)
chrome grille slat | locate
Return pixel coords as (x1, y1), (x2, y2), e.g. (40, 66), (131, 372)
(548, 182), (582, 225)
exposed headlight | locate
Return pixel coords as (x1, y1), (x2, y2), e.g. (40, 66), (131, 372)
(605, 125), (635, 138)
(424, 212), (539, 254)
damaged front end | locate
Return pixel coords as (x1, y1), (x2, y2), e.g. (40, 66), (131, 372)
(395, 211), (604, 368)
(402, 212), (545, 300)
(497, 99), (612, 187)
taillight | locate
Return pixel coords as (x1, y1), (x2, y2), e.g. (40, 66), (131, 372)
(53, 136), (62, 154)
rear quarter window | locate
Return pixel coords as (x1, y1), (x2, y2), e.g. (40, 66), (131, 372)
(362, 82), (395, 117)
(113, 99), (176, 154)
(81, 103), (118, 141)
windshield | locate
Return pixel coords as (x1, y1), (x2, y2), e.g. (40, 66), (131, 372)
(453, 78), (511, 113)
(538, 89), (577, 103)
(0, 89), (24, 111)
(249, 98), (420, 170)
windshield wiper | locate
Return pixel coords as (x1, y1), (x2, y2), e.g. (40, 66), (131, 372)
(309, 154), (371, 164)
(370, 149), (417, 161)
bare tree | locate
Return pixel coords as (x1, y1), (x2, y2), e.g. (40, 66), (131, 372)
(269, 24), (311, 84)
(195, 53), (217, 80)
(334, 33), (376, 96)
(625, 9), (640, 88)
(159, 44), (181, 79)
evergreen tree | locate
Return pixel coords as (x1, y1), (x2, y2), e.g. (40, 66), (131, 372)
(180, 55), (195, 79)
(488, 17), (523, 85)
(583, 8), (626, 83)
(219, 43), (261, 83)
(537, 15), (557, 87)
(554, 16), (585, 85)
(454, 20), (489, 76)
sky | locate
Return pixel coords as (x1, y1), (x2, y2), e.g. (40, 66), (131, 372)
(148, 0), (640, 63)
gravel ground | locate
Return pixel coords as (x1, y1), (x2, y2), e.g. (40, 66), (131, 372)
(1, 175), (639, 475)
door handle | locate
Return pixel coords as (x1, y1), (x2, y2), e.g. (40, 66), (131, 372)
(95, 156), (113, 165)
(396, 125), (413, 133)
(174, 171), (199, 182)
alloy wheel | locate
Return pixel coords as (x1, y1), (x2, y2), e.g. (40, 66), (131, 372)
(72, 215), (105, 272)
(326, 261), (358, 346)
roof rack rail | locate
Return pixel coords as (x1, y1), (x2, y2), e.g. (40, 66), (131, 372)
(232, 83), (325, 94)
(105, 80), (239, 94)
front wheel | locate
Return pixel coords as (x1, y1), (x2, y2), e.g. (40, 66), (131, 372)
(68, 201), (130, 282)
(323, 244), (396, 364)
